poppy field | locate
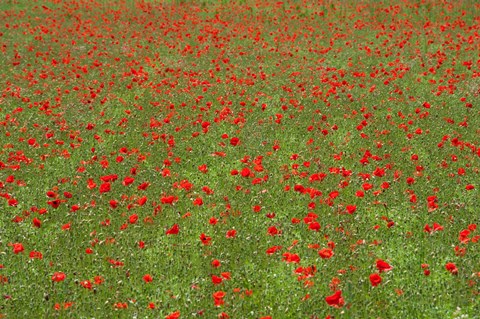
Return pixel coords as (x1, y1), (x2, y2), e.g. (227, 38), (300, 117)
(1, 0), (479, 318)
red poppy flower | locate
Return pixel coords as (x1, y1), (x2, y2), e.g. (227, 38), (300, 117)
(122, 176), (135, 186)
(213, 291), (226, 307)
(226, 229), (237, 238)
(267, 226), (280, 236)
(213, 291), (226, 299)
(445, 262), (458, 275)
(198, 164), (208, 173)
(138, 182), (150, 190)
(52, 272), (66, 282)
(47, 199), (61, 209)
(109, 200), (118, 209)
(87, 179), (97, 190)
(129, 214), (138, 224)
(166, 224), (179, 235)
(240, 167), (251, 177)
(165, 311), (180, 319)
(80, 280), (92, 289)
(193, 197), (203, 206)
(200, 233), (212, 245)
(12, 242), (24, 254)
(266, 246), (282, 255)
(33, 218), (42, 228)
(143, 274), (153, 283)
(29, 251), (43, 259)
(376, 259), (393, 272)
(201, 186), (214, 195)
(137, 196), (147, 206)
(308, 221), (321, 231)
(114, 302), (128, 309)
(346, 205), (356, 214)
(329, 190), (339, 199)
(211, 275), (223, 285)
(161, 195), (178, 205)
(325, 290), (344, 307)
(369, 273), (382, 287)
(282, 252), (300, 263)
(99, 182), (111, 193)
(363, 183), (373, 191)
(318, 248), (334, 259)
(8, 198), (18, 207)
(46, 191), (57, 198)
(230, 137), (240, 146)
(221, 272), (231, 280)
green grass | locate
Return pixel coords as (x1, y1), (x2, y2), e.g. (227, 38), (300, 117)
(0, 0), (479, 318)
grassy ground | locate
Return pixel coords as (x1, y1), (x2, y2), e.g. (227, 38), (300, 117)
(0, 0), (479, 318)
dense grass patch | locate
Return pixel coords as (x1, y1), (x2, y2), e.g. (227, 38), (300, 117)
(0, 0), (479, 318)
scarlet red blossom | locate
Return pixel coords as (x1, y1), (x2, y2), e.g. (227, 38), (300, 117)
(346, 205), (356, 214)
(29, 251), (43, 259)
(114, 302), (128, 309)
(193, 197), (203, 206)
(200, 233), (212, 245)
(308, 221), (321, 231)
(161, 195), (178, 205)
(266, 246), (282, 255)
(129, 214), (138, 224)
(225, 229), (237, 238)
(99, 182), (111, 193)
(12, 242), (24, 254)
(143, 274), (153, 283)
(211, 275), (223, 285)
(80, 280), (92, 289)
(166, 224), (180, 235)
(325, 290), (344, 307)
(52, 272), (66, 282)
(230, 137), (240, 146)
(282, 252), (300, 263)
(122, 176), (135, 186)
(376, 259), (393, 272)
(267, 226), (280, 236)
(47, 199), (61, 208)
(318, 248), (334, 259)
(33, 218), (42, 228)
(213, 291), (226, 307)
(165, 311), (180, 319)
(369, 273), (382, 287)
(445, 262), (458, 275)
